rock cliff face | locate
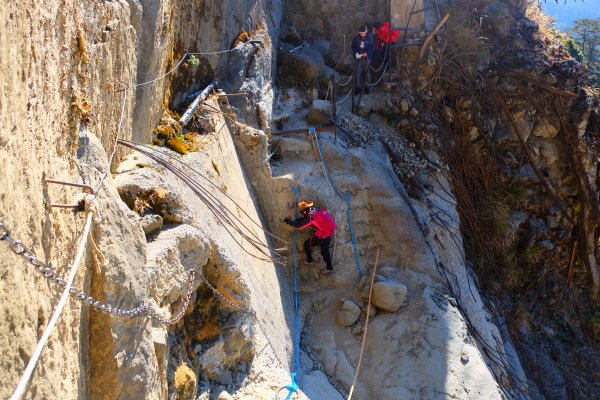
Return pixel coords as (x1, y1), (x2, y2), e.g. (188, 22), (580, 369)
(1, 1), (284, 399)
(2, 0), (599, 400)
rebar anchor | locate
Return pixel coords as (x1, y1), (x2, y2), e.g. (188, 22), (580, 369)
(45, 179), (94, 210)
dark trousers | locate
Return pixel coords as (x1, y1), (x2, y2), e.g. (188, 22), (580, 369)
(304, 236), (333, 270)
(354, 57), (370, 91)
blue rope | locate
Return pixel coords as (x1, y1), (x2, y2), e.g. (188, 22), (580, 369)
(344, 192), (363, 277)
(310, 128), (362, 277)
(290, 186), (300, 375)
(274, 372), (299, 400)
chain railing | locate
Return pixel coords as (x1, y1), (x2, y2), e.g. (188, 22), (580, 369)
(0, 219), (205, 324)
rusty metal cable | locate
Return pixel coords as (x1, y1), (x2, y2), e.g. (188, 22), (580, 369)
(117, 140), (285, 265)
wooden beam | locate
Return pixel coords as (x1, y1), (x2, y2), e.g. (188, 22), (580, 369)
(418, 12), (450, 61)
(503, 69), (578, 98)
(568, 240), (578, 284)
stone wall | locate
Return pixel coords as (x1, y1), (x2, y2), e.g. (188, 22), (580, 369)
(284, 0), (425, 57)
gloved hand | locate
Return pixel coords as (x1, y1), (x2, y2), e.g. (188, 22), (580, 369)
(284, 217), (292, 225)
(355, 52), (361, 60)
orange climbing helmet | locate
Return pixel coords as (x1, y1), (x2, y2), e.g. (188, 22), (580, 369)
(298, 200), (314, 213)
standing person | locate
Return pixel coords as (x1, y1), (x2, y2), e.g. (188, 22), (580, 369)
(368, 22), (384, 68)
(351, 25), (374, 95)
(284, 200), (337, 275)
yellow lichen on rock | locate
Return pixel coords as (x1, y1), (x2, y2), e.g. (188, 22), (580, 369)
(174, 364), (196, 400)
(155, 125), (175, 139)
(167, 138), (190, 154)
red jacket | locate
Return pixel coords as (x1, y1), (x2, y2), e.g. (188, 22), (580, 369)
(288, 209), (337, 238)
(376, 22), (400, 48)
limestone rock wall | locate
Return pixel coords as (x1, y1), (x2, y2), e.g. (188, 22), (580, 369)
(131, 0), (283, 143)
(0, 1), (138, 398)
(0, 0), (284, 399)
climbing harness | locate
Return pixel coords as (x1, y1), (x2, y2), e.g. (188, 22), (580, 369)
(309, 128), (363, 277)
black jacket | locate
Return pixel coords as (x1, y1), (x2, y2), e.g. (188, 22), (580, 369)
(351, 34), (375, 59)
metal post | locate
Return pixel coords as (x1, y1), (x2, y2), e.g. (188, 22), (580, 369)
(179, 80), (218, 126)
(331, 75), (337, 119)
(388, 0), (392, 83)
(351, 67), (356, 114)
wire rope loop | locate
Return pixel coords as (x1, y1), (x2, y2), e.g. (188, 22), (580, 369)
(334, 73), (353, 87)
(336, 89), (353, 105)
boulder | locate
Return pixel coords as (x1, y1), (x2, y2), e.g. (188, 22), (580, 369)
(337, 300), (361, 327)
(308, 99), (332, 124)
(311, 38), (331, 57)
(114, 164), (193, 224)
(536, 140), (561, 165)
(400, 99), (409, 113)
(334, 54), (355, 75)
(372, 280), (408, 312)
(509, 117), (533, 142)
(318, 65), (335, 88)
(279, 47), (324, 83)
(198, 322), (254, 382)
(218, 391), (234, 400)
(518, 164), (538, 182)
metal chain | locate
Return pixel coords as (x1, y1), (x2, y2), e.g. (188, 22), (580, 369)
(0, 220), (197, 324)
(197, 274), (253, 314)
(147, 268), (199, 324)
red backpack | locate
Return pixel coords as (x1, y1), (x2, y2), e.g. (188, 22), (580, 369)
(311, 209), (337, 238)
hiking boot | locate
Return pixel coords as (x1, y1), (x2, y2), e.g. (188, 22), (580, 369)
(320, 268), (334, 275)
(306, 260), (315, 265)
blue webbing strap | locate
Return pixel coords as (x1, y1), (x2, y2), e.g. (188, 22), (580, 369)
(310, 128), (363, 277)
(273, 187), (301, 400)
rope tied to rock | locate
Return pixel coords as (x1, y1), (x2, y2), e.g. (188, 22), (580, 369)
(274, 372), (301, 400)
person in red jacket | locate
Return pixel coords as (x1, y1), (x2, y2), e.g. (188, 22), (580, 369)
(375, 22), (400, 70)
(284, 201), (337, 274)
(376, 21), (400, 48)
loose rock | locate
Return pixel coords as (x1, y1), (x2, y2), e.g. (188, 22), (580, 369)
(336, 300), (361, 327)
(371, 280), (409, 312)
